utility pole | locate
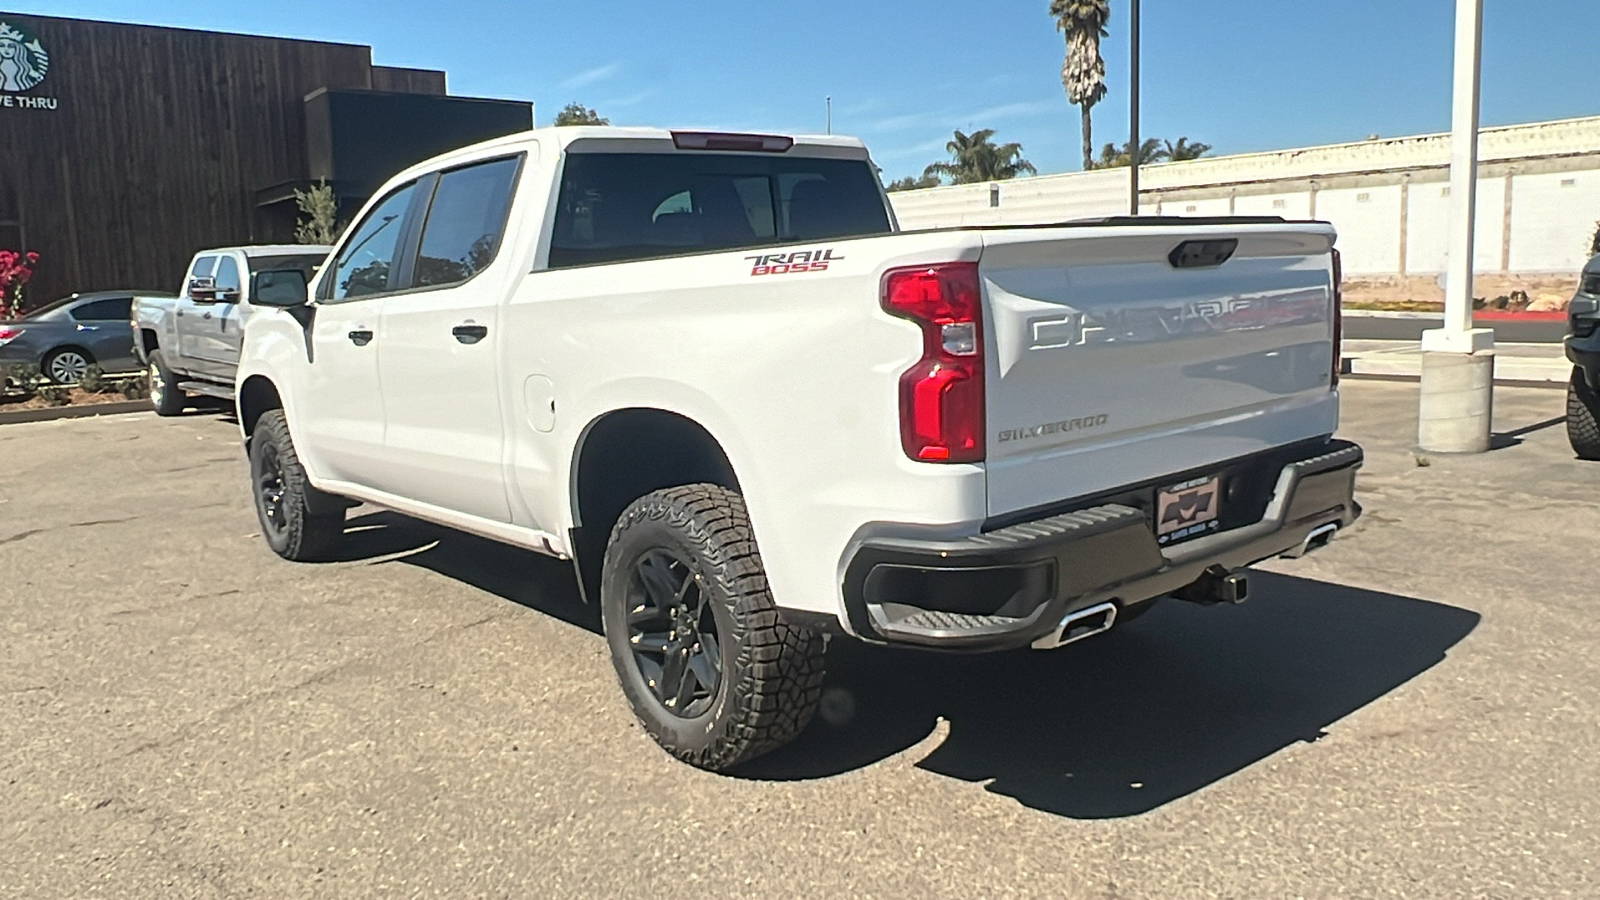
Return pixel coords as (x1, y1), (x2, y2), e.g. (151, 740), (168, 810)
(1128, 0), (1141, 216)
(826, 96), (832, 135)
(1418, 0), (1494, 453)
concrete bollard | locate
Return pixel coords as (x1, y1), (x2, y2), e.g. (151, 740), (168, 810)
(1418, 350), (1495, 453)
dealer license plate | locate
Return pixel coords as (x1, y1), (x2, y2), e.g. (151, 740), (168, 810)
(1156, 476), (1221, 546)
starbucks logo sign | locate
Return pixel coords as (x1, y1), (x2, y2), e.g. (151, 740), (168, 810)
(0, 21), (49, 93)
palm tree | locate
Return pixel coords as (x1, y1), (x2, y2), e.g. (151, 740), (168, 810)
(1093, 138), (1165, 169)
(1164, 137), (1213, 161)
(922, 129), (1038, 184)
(1050, 0), (1111, 171)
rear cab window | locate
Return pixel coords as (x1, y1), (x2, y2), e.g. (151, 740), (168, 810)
(548, 151), (891, 268)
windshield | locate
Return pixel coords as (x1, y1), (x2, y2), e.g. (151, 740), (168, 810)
(548, 152), (891, 268)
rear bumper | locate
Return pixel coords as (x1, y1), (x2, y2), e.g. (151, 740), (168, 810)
(839, 439), (1363, 651)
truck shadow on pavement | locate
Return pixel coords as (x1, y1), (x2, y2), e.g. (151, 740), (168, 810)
(324, 514), (1479, 821)
(740, 572), (1480, 820)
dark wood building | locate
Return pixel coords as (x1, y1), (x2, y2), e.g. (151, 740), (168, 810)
(0, 13), (532, 304)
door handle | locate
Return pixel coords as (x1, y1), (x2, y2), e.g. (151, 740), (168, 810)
(452, 324), (488, 344)
(348, 329), (374, 346)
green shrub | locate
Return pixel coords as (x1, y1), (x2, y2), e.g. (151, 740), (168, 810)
(117, 373), (150, 401)
(78, 364), (106, 393)
(36, 383), (70, 406)
(3, 362), (43, 397)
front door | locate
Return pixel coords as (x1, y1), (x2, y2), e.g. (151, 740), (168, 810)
(371, 157), (523, 523)
(296, 297), (386, 484)
(175, 255), (215, 376)
(292, 181), (420, 487)
(192, 255), (243, 380)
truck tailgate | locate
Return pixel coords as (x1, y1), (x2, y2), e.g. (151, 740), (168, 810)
(980, 223), (1340, 520)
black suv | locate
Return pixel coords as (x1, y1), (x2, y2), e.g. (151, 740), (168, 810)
(1566, 252), (1600, 459)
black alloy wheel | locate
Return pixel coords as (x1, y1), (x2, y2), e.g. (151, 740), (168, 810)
(599, 484), (826, 771)
(256, 441), (289, 538)
(624, 549), (723, 718)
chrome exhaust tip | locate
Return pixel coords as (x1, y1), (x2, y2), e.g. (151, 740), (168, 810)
(1284, 522), (1340, 559)
(1031, 601), (1119, 651)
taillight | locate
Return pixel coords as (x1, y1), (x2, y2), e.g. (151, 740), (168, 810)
(0, 327), (19, 345)
(1331, 249), (1343, 388)
(881, 262), (985, 463)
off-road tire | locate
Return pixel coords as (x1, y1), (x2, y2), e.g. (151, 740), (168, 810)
(600, 484), (825, 771)
(249, 409), (345, 561)
(148, 351), (184, 417)
(1568, 367), (1600, 460)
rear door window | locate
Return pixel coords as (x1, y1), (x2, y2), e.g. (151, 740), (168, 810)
(410, 157), (522, 289)
(548, 153), (890, 268)
(71, 297), (134, 321)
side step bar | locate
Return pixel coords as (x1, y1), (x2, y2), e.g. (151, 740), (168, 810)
(176, 380), (235, 400)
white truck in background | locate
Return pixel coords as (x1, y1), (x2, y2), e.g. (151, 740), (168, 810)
(232, 126), (1362, 771)
(132, 245), (330, 415)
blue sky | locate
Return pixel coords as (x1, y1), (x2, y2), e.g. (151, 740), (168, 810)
(13, 0), (1600, 179)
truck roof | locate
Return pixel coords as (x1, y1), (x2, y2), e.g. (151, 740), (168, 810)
(190, 245), (333, 258)
(385, 126), (875, 187)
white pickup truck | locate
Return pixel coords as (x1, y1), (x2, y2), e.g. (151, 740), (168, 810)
(132, 245), (330, 415)
(235, 126), (1362, 770)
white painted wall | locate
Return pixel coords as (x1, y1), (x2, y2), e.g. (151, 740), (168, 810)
(886, 116), (1600, 276)
(1508, 170), (1600, 272)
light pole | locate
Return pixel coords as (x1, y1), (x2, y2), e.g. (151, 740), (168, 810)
(1128, 0), (1141, 216)
(1418, 0), (1494, 453)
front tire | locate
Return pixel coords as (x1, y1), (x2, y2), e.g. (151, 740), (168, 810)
(600, 484), (825, 771)
(1568, 367), (1600, 460)
(147, 351), (184, 417)
(249, 409), (345, 560)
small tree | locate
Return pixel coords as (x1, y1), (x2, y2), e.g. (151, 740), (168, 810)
(1092, 138), (1165, 169)
(923, 129), (1037, 185)
(886, 173), (943, 192)
(293, 181), (341, 245)
(553, 102), (609, 126)
(1164, 137), (1212, 161)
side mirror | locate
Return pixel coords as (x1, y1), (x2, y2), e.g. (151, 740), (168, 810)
(188, 276), (218, 303)
(251, 269), (309, 308)
(1572, 296), (1599, 317)
(215, 288), (242, 304)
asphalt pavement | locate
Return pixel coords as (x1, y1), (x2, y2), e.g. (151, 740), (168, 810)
(3, 385), (1598, 899)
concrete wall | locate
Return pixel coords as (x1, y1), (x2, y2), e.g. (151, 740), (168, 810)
(888, 116), (1600, 277)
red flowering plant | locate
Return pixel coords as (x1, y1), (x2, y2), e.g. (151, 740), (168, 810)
(0, 250), (40, 319)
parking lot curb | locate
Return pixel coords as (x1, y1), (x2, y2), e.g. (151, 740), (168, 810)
(0, 400), (152, 426)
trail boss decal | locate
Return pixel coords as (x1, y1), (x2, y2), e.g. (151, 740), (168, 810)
(745, 248), (842, 276)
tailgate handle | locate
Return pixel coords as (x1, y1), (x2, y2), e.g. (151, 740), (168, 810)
(1169, 239), (1239, 269)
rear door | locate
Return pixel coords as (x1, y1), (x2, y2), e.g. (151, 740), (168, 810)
(979, 224), (1340, 519)
(67, 296), (137, 371)
(372, 155), (523, 522)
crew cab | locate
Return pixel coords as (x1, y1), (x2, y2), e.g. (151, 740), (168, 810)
(132, 245), (329, 415)
(234, 126), (1362, 771)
